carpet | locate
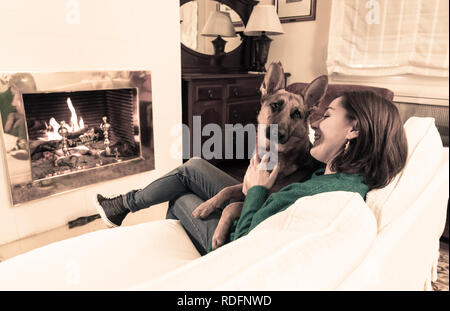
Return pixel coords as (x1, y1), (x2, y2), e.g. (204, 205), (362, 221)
(432, 241), (449, 291)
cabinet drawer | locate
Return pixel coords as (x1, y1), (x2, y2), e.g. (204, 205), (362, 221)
(196, 86), (223, 101)
(228, 101), (261, 125)
(193, 100), (223, 116)
(227, 81), (262, 100)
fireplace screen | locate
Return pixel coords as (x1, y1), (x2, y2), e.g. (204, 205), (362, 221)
(0, 71), (155, 206)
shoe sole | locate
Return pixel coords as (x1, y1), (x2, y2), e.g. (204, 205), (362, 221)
(93, 195), (119, 228)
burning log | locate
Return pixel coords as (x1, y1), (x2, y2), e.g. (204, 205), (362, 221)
(66, 126), (89, 139)
(30, 140), (60, 160)
(29, 127), (104, 160)
(54, 154), (81, 168)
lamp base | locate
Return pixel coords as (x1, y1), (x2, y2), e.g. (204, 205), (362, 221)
(255, 33), (273, 72)
(210, 35), (227, 69)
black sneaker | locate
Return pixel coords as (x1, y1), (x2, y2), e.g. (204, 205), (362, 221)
(94, 194), (130, 228)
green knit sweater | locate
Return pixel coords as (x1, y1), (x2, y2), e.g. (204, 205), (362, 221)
(207, 168), (369, 253)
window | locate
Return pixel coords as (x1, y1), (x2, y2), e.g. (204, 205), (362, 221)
(327, 0), (449, 78)
(326, 0), (449, 145)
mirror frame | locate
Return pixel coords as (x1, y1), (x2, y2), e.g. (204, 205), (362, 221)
(180, 0), (258, 74)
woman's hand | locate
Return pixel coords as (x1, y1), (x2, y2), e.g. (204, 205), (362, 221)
(242, 153), (280, 195)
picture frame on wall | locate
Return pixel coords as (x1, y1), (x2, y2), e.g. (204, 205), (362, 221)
(276, 0), (317, 23)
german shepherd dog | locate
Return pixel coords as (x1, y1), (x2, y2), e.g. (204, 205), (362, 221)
(192, 62), (328, 250)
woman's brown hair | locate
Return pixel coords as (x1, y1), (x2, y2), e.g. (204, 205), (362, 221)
(330, 91), (408, 189)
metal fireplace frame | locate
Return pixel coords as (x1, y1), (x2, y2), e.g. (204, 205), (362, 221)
(0, 70), (155, 206)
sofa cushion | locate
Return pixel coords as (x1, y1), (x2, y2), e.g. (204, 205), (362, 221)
(0, 219), (200, 290)
(130, 191), (377, 290)
(366, 117), (444, 231)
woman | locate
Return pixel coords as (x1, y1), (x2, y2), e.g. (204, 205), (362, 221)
(95, 91), (408, 255)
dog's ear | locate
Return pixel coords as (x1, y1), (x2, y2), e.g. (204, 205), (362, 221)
(302, 75), (328, 109)
(260, 62), (286, 97)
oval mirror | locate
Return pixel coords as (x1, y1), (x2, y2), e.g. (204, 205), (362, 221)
(180, 0), (244, 55)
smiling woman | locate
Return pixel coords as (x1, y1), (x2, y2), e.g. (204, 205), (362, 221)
(312, 91), (408, 189)
(310, 97), (358, 169)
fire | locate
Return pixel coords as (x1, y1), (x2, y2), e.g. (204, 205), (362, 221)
(43, 97), (85, 141)
(67, 98), (83, 132)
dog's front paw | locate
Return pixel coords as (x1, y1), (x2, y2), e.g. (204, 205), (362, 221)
(211, 202), (244, 250)
(192, 199), (218, 219)
(211, 225), (229, 250)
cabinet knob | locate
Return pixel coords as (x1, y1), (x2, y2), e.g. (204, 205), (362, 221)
(231, 109), (238, 119)
(208, 89), (214, 99)
(233, 87), (239, 97)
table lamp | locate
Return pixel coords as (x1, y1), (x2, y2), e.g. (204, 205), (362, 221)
(201, 11), (237, 69)
(244, 5), (284, 72)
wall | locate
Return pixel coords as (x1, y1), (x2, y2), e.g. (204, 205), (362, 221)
(0, 0), (182, 245)
(264, 0), (333, 84)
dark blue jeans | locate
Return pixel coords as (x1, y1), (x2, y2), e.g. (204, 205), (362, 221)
(122, 157), (240, 255)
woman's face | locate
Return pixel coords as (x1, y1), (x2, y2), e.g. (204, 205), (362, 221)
(310, 97), (358, 165)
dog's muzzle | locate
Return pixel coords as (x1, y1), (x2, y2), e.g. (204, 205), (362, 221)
(266, 125), (289, 144)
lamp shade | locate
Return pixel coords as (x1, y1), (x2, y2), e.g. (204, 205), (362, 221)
(201, 11), (237, 38)
(244, 5), (284, 36)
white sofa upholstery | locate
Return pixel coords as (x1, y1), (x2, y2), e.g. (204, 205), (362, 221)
(130, 191), (377, 291)
(0, 117), (448, 290)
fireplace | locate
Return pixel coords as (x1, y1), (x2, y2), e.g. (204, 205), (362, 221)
(0, 71), (155, 205)
(24, 88), (141, 180)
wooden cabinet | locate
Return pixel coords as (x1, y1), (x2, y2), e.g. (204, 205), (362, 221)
(182, 73), (265, 162)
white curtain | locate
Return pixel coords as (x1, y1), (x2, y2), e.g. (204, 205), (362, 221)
(327, 0), (449, 77)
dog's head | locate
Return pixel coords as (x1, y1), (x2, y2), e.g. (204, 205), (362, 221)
(257, 62), (328, 152)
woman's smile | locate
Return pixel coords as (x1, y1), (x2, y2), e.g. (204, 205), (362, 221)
(313, 131), (322, 145)
(309, 97), (359, 172)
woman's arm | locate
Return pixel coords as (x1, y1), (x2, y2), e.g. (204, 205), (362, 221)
(231, 185), (268, 240)
(230, 153), (279, 240)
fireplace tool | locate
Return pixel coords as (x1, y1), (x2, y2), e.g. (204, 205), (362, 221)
(99, 116), (112, 156)
(58, 121), (69, 157)
(54, 120), (80, 167)
(98, 116), (121, 160)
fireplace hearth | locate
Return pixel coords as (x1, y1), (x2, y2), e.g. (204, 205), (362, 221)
(0, 71), (154, 205)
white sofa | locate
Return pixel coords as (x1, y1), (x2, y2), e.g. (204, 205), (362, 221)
(0, 117), (448, 291)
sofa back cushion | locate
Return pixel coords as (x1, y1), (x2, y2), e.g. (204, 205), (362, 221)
(365, 117), (444, 231)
